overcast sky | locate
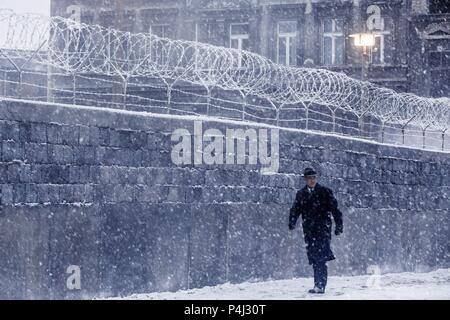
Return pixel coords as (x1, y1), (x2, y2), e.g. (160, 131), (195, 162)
(1, 0), (50, 16)
(0, 0), (50, 49)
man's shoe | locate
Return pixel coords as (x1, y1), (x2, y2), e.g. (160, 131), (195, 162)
(308, 286), (325, 294)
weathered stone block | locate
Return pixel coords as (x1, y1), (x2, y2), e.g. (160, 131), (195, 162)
(0, 184), (13, 205)
(0, 120), (20, 141)
(2, 141), (24, 162)
(46, 124), (62, 144)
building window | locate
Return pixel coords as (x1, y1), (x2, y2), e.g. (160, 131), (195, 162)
(429, 50), (450, 68)
(277, 21), (297, 66)
(371, 32), (389, 64)
(369, 17), (392, 65)
(322, 19), (344, 65)
(150, 24), (170, 38)
(206, 23), (225, 46)
(230, 23), (249, 51)
(230, 23), (249, 67)
(193, 22), (223, 46)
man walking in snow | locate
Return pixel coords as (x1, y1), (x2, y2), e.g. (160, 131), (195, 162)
(289, 167), (343, 294)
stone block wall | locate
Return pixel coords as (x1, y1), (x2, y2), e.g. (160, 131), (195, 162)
(0, 98), (448, 299)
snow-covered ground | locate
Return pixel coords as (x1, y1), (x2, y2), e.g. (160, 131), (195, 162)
(109, 269), (450, 300)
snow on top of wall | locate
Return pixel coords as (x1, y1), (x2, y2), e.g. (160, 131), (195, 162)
(2, 96), (450, 155)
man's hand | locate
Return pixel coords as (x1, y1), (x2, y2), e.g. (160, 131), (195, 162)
(334, 228), (343, 236)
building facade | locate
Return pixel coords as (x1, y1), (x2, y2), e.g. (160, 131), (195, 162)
(51, 0), (450, 97)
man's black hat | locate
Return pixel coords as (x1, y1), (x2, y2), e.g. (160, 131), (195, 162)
(302, 167), (317, 177)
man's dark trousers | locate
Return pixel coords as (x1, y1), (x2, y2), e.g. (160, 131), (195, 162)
(313, 261), (327, 289)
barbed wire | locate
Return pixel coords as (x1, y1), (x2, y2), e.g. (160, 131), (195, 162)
(0, 9), (449, 151)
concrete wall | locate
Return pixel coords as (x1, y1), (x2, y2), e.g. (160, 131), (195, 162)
(0, 98), (449, 299)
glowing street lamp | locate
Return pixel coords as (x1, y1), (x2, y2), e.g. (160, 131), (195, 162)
(350, 32), (376, 81)
(350, 33), (376, 137)
(350, 33), (376, 53)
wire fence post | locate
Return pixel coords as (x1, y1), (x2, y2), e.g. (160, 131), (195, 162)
(422, 125), (430, 149)
(239, 90), (247, 121)
(17, 70), (23, 98)
(276, 108), (280, 127)
(402, 126), (406, 145)
(267, 98), (277, 127)
(72, 72), (77, 104)
(123, 77), (128, 109)
(167, 82), (172, 113)
(303, 102), (310, 131)
(442, 129), (448, 151)
(422, 129), (426, 149)
(331, 110), (336, 133)
(206, 86), (211, 116)
(358, 111), (368, 138)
